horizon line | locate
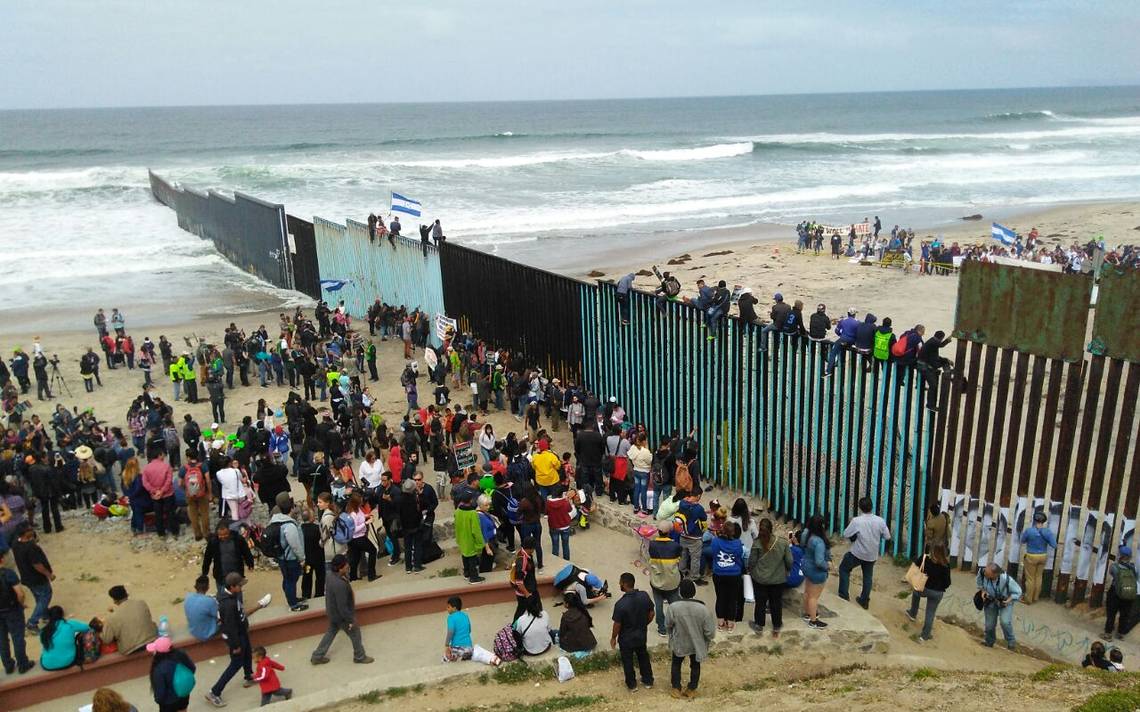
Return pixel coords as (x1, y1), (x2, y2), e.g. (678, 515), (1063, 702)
(2, 83), (1138, 113)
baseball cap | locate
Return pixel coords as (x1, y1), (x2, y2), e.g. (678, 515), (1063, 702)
(146, 637), (173, 654)
(773, 292), (783, 301)
(1120, 546), (1133, 558)
(1033, 512), (1047, 524)
(847, 307), (857, 316)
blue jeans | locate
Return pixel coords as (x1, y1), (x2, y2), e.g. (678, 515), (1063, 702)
(759, 322), (778, 350)
(211, 629), (253, 696)
(652, 587), (679, 635)
(654, 485), (672, 517)
(550, 527), (570, 560)
(632, 471), (649, 512)
(27, 583), (52, 627)
(983, 602), (1016, 647)
(0, 607), (30, 669)
(837, 552), (874, 603)
(826, 338), (854, 373)
(907, 588), (944, 639)
(518, 522), (544, 568)
(278, 559), (302, 607)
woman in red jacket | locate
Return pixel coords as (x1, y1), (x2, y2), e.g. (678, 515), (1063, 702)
(546, 487), (573, 561)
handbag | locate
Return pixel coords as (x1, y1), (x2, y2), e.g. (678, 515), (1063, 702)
(905, 555), (928, 592)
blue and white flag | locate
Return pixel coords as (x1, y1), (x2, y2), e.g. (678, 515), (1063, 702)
(320, 279), (349, 292)
(391, 192), (422, 218)
(991, 222), (1017, 246)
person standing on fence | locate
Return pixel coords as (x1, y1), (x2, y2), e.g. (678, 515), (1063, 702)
(1018, 511), (1056, 605)
(1104, 546), (1137, 641)
(918, 330), (953, 412)
(976, 563), (1021, 650)
(837, 497), (891, 609)
(616, 273), (635, 325)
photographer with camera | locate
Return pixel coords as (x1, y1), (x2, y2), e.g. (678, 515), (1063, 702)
(32, 353), (52, 401)
(975, 563), (1022, 650)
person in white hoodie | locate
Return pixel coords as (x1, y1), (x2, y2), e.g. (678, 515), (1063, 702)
(215, 458), (247, 523)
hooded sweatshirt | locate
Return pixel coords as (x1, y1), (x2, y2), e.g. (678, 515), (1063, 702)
(854, 314), (878, 351)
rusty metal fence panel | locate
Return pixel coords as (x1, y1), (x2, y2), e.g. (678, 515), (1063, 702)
(1092, 268), (1140, 362)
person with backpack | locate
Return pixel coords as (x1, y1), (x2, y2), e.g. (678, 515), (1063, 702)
(492, 474), (520, 552)
(891, 324), (925, 366)
(1105, 546), (1137, 640)
(1019, 511), (1057, 605)
(976, 563), (1021, 651)
(264, 494), (309, 611)
(180, 452), (212, 541)
(924, 503), (951, 551)
(148, 635), (196, 712)
(0, 548), (35, 675)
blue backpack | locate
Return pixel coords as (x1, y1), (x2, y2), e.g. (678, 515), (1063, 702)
(333, 512), (355, 545)
(786, 544), (805, 587)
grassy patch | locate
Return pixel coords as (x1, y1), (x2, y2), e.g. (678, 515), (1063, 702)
(387, 686), (409, 698)
(478, 672), (490, 685)
(835, 684), (858, 694)
(573, 650), (622, 674)
(356, 690), (383, 704)
(450, 695), (604, 712)
(911, 667), (939, 681)
(896, 591), (911, 599)
(741, 678), (777, 692)
(893, 553), (912, 567)
(412, 683), (425, 694)
(1073, 689), (1140, 712)
(436, 566), (461, 578)
(76, 572), (101, 583)
(1030, 663), (1069, 682)
(790, 663), (868, 684)
(493, 661), (549, 684)
(171, 596), (184, 605)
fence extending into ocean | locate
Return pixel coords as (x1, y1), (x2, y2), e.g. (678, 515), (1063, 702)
(150, 175), (1140, 605)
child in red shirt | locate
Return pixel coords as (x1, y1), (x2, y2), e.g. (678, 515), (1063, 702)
(252, 646), (293, 705)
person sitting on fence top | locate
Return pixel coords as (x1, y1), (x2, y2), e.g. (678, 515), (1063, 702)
(823, 308), (860, 377)
(809, 304), (831, 342)
(758, 293), (791, 351)
(736, 288), (758, 324)
(853, 313), (878, 356)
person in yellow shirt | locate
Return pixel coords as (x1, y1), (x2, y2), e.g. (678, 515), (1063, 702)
(531, 442), (561, 497)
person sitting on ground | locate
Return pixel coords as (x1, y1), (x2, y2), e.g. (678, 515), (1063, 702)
(558, 590), (597, 654)
(39, 605), (89, 670)
(512, 597), (552, 656)
(100, 585), (157, 655)
(442, 596), (500, 666)
(1108, 647), (1124, 672)
(1082, 640), (1114, 670)
(184, 575), (219, 642)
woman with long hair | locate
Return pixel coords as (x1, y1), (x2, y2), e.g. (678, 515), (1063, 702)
(709, 521), (744, 630)
(91, 687), (139, 712)
(478, 423), (497, 465)
(905, 543), (952, 641)
(345, 492), (378, 581)
(121, 456), (148, 535)
(748, 518), (793, 638)
(800, 514), (832, 629)
(558, 590), (597, 653)
(39, 606), (89, 670)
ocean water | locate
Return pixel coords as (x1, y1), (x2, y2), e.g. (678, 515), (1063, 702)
(2, 86), (1139, 322)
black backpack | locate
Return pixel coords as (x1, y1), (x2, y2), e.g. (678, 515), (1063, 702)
(258, 521), (289, 559)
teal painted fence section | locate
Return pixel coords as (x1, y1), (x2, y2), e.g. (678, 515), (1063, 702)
(313, 216), (445, 346)
(580, 282), (935, 557)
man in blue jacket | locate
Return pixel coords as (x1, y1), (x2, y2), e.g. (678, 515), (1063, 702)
(824, 308), (860, 376)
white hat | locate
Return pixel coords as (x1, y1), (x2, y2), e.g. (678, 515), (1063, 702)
(609, 396), (617, 403)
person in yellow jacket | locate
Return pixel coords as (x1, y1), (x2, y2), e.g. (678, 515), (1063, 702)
(531, 442), (561, 497)
(178, 352), (199, 404)
(169, 356), (186, 402)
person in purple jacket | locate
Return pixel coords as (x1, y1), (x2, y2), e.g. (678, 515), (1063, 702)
(823, 307), (861, 376)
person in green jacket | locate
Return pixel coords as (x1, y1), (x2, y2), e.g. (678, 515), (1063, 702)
(39, 606), (89, 671)
(454, 499), (485, 585)
(747, 519), (793, 637)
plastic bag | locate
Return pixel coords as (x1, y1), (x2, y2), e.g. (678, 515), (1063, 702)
(557, 655), (575, 682)
(742, 573), (755, 603)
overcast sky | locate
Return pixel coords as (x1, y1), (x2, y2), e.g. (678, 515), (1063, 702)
(2, 0), (1139, 109)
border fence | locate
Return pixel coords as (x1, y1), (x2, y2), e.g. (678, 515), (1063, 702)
(150, 178), (1139, 592)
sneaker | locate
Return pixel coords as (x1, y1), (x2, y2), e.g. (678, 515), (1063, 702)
(821, 370), (833, 379)
(1006, 642), (1016, 651)
(204, 693), (227, 708)
(657, 630), (667, 637)
(627, 686), (639, 693)
(388, 558), (402, 567)
(857, 598), (869, 610)
(801, 614), (811, 622)
(3, 662), (13, 675)
(808, 619), (828, 629)
(904, 610), (917, 623)
(354, 656), (375, 664)
(290, 603), (309, 612)
(242, 678), (257, 688)
(694, 578), (708, 586)
(469, 576), (487, 584)
(918, 635), (931, 643)
(414, 566), (426, 573)
(749, 622), (764, 634)
(311, 657), (330, 665)
(643, 682), (654, 690)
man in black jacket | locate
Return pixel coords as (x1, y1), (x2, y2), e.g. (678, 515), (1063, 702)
(918, 330), (953, 412)
(759, 293), (792, 351)
(201, 522), (255, 592)
(809, 304), (831, 341)
(310, 555), (374, 664)
(736, 288), (758, 324)
(575, 427), (606, 496)
(205, 572), (267, 707)
(377, 472), (403, 566)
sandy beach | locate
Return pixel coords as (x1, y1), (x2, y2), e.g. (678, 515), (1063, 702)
(571, 200), (1140, 335)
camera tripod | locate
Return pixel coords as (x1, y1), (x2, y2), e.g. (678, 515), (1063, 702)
(49, 360), (72, 398)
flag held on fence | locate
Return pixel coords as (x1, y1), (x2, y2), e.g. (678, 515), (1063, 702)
(391, 192), (422, 218)
(991, 222), (1017, 246)
(320, 279), (349, 292)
